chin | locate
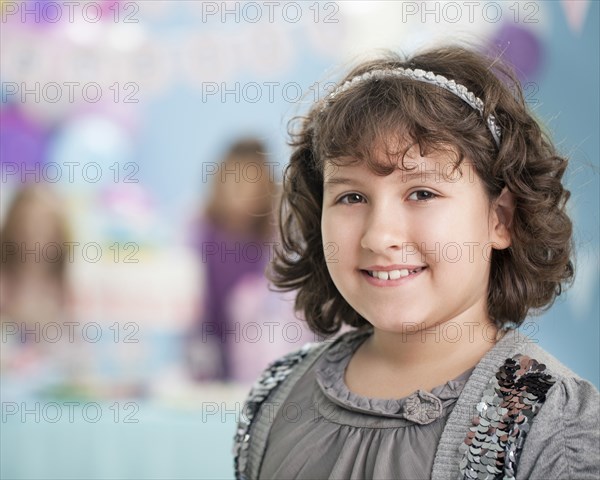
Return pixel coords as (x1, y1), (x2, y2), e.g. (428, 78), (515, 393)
(363, 311), (429, 333)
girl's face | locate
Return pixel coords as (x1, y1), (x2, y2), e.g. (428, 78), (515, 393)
(218, 157), (271, 230)
(321, 144), (508, 335)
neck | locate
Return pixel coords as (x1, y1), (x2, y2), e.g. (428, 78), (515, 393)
(364, 308), (502, 373)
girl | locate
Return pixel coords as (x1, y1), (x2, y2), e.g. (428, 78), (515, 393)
(232, 46), (600, 479)
(188, 139), (279, 381)
(0, 185), (70, 329)
(0, 185), (74, 383)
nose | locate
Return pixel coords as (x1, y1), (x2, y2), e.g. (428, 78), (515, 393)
(359, 203), (406, 254)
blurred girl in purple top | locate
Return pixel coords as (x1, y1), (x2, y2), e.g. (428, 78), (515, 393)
(188, 139), (280, 381)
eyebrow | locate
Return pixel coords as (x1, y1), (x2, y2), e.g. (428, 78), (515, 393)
(323, 177), (361, 187)
(323, 170), (443, 188)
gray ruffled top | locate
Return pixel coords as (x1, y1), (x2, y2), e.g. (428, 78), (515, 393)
(259, 328), (476, 479)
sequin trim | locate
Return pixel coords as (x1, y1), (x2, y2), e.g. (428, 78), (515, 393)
(232, 342), (315, 480)
(458, 354), (556, 480)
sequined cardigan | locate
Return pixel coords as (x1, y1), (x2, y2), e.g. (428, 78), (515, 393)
(233, 327), (600, 480)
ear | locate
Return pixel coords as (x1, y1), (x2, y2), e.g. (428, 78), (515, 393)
(490, 186), (515, 250)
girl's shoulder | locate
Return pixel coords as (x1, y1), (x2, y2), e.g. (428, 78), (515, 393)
(508, 340), (599, 479)
(232, 335), (336, 479)
(232, 330), (364, 479)
(445, 329), (599, 480)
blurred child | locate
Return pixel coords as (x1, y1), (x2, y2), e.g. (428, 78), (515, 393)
(0, 184), (72, 377)
(1, 184), (70, 329)
(188, 138), (306, 381)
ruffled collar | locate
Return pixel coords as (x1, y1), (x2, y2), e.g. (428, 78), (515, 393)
(315, 328), (476, 425)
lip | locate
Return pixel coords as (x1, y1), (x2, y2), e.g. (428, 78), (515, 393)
(362, 265), (426, 271)
(360, 267), (427, 287)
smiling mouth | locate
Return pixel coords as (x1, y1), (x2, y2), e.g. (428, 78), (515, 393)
(363, 267), (426, 281)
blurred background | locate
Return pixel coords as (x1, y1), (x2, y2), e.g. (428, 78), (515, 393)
(1, 1), (598, 479)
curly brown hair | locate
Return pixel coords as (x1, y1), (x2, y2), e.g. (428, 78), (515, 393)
(266, 46), (574, 336)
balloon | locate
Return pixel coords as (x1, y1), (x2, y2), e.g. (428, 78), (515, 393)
(99, 1), (122, 21)
(46, 114), (134, 190)
(23, 1), (63, 29)
(0, 106), (48, 183)
(489, 23), (544, 82)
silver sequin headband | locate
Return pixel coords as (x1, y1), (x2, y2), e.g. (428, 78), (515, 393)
(321, 68), (502, 148)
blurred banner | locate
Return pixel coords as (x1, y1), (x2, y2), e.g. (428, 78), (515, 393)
(1, 1), (598, 479)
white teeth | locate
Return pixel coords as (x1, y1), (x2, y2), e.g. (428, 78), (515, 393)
(369, 268), (416, 280)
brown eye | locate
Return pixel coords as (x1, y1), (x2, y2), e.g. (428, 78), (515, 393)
(338, 193), (365, 204)
(408, 190), (437, 201)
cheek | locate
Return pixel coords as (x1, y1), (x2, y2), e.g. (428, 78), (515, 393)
(321, 209), (347, 245)
(321, 211), (337, 265)
(415, 205), (492, 270)
(430, 201), (490, 241)
(321, 210), (357, 281)
(321, 211), (332, 246)
(322, 211), (364, 254)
